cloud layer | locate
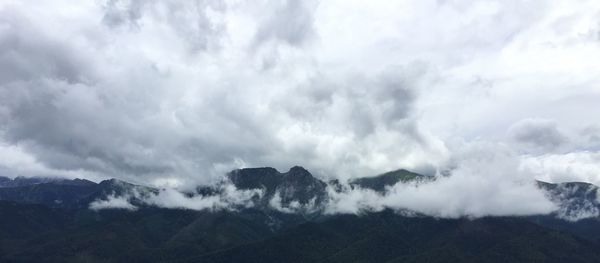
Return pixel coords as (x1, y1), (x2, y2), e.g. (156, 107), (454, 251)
(326, 142), (558, 217)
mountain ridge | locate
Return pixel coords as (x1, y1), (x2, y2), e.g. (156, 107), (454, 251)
(2, 167), (600, 262)
(1, 167), (599, 215)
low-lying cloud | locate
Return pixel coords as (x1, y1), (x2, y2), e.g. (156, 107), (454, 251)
(90, 194), (138, 211)
(144, 184), (262, 211)
(326, 142), (558, 218)
(88, 142), (571, 219)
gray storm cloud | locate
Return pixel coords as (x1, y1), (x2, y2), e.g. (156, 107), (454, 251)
(508, 118), (568, 153)
(1, 0), (600, 217)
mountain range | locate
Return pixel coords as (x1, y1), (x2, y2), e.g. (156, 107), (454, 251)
(1, 167), (600, 262)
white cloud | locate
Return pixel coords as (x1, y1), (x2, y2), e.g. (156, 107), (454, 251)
(522, 152), (600, 186)
(326, 142), (557, 218)
(89, 194), (138, 211)
(0, 140), (106, 181)
(269, 191), (319, 214)
(144, 183), (262, 211)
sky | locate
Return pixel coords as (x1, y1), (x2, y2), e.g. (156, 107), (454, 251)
(1, 0), (600, 196)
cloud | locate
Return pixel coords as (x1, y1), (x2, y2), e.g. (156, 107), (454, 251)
(144, 183), (262, 211)
(0, 141), (106, 181)
(89, 194), (138, 211)
(326, 142), (557, 218)
(557, 205), (599, 222)
(551, 183), (600, 222)
(101, 0), (146, 29)
(0, 0), (450, 187)
(508, 118), (568, 153)
(269, 191), (319, 213)
(252, 0), (318, 47)
(521, 151), (600, 186)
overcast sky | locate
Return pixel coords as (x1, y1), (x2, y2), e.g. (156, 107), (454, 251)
(1, 0), (600, 189)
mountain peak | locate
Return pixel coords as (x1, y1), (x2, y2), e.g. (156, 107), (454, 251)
(227, 167), (281, 191)
(288, 165), (308, 173)
(227, 166), (321, 189)
(236, 167), (280, 173)
(350, 169), (431, 192)
(226, 166), (327, 211)
(99, 178), (126, 185)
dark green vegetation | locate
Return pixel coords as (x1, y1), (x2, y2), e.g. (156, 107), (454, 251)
(0, 201), (298, 262)
(198, 212), (600, 263)
(1, 167), (600, 262)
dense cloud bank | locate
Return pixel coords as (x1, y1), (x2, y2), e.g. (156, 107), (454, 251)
(90, 144), (567, 219)
(1, 0), (600, 216)
(326, 143), (558, 217)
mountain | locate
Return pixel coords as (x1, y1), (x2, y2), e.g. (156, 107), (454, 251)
(349, 169), (433, 192)
(0, 176), (11, 186)
(227, 166), (328, 212)
(537, 181), (600, 220)
(531, 181), (600, 242)
(0, 176), (95, 188)
(2, 167), (600, 262)
(0, 177), (154, 209)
